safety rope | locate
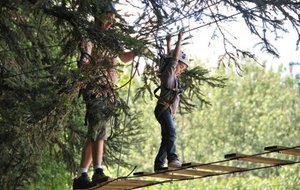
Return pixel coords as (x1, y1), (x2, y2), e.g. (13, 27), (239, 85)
(136, 0), (222, 32)
(113, 60), (139, 91)
(153, 5), (260, 41)
(116, 56), (140, 177)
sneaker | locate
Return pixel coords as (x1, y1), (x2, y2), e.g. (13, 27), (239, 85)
(168, 159), (182, 168)
(92, 168), (111, 184)
(154, 166), (165, 172)
(73, 173), (94, 190)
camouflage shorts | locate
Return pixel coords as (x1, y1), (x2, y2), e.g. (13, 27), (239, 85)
(85, 95), (115, 141)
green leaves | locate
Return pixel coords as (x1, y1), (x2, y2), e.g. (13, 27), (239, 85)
(1, 1), (300, 189)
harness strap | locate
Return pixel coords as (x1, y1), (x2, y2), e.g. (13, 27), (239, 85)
(155, 85), (181, 118)
(156, 102), (171, 119)
(154, 85), (181, 98)
(154, 86), (160, 99)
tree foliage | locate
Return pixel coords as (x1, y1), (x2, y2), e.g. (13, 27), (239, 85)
(0, 1), (143, 189)
(132, 0), (300, 65)
(0, 0), (299, 189)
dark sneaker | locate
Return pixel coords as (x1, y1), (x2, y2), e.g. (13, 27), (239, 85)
(92, 168), (111, 184)
(168, 159), (182, 168)
(154, 165), (165, 172)
(73, 173), (94, 190)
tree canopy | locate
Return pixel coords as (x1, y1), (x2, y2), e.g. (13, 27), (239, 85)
(1, 0), (299, 189)
(127, 0), (300, 64)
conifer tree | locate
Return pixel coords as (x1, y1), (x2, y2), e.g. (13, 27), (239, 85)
(0, 0), (299, 189)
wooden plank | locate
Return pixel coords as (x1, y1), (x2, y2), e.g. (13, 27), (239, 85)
(196, 165), (247, 172)
(183, 163), (247, 172)
(134, 171), (191, 180)
(265, 146), (300, 157)
(107, 180), (155, 186)
(225, 153), (295, 165)
(170, 169), (216, 177)
(93, 187), (123, 190)
(79, 180), (114, 190)
(91, 179), (157, 190)
(107, 180), (156, 186)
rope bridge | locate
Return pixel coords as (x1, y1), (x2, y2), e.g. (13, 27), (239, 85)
(77, 145), (300, 190)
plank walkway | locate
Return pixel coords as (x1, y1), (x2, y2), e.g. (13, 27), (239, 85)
(77, 145), (300, 190)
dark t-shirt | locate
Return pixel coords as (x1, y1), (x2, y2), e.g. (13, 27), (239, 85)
(158, 57), (181, 115)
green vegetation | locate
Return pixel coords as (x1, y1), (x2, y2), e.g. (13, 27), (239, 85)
(21, 61), (300, 189)
(122, 62), (300, 189)
(1, 1), (299, 190)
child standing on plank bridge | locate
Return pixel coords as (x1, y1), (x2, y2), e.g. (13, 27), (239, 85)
(154, 31), (189, 172)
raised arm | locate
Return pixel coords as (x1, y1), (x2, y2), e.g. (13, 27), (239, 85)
(172, 32), (183, 61)
(166, 34), (172, 55)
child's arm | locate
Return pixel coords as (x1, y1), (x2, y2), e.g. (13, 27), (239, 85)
(161, 32), (183, 87)
(172, 32), (183, 61)
(166, 34), (172, 54)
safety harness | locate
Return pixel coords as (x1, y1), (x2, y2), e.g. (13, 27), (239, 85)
(154, 55), (183, 117)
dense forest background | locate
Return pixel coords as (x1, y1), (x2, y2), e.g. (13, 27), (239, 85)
(1, 0), (300, 190)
